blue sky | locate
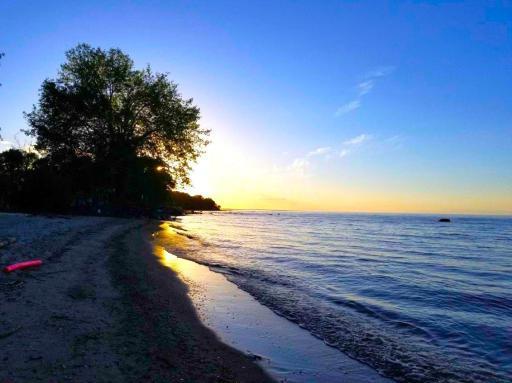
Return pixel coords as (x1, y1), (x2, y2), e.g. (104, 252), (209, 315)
(0, 1), (511, 213)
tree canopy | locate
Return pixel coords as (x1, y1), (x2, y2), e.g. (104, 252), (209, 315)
(25, 44), (209, 186)
(170, 191), (220, 211)
(0, 44), (217, 215)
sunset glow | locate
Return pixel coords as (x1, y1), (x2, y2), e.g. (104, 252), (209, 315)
(1, 1), (511, 215)
(185, 127), (511, 214)
(1, 3), (511, 382)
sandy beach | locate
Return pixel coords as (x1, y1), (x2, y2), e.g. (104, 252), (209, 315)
(0, 213), (274, 382)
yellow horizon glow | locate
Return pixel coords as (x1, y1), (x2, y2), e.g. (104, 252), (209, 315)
(182, 131), (512, 216)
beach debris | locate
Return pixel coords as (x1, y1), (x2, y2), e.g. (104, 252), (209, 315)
(438, 218), (451, 222)
(246, 352), (263, 361)
(0, 237), (17, 249)
(3, 259), (43, 273)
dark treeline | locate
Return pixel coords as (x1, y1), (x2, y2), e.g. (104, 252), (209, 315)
(0, 149), (219, 214)
(170, 191), (220, 211)
(0, 44), (219, 216)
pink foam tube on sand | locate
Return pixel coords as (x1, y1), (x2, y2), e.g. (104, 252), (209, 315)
(3, 259), (42, 273)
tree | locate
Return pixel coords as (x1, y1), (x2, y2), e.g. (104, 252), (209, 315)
(170, 191), (220, 211)
(24, 44), (209, 210)
(0, 149), (37, 209)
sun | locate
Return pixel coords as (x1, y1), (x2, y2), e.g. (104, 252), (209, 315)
(185, 160), (212, 197)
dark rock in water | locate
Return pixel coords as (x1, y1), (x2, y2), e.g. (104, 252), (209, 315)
(246, 352), (263, 361)
(438, 218), (451, 222)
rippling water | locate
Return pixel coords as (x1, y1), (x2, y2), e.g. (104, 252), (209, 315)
(166, 211), (512, 383)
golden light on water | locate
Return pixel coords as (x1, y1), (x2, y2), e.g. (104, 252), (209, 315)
(154, 245), (203, 279)
(153, 223), (205, 280)
(157, 247), (178, 267)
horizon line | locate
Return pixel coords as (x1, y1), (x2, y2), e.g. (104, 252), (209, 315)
(217, 208), (512, 217)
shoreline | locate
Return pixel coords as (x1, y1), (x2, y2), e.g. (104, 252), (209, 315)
(156, 221), (394, 383)
(109, 219), (275, 382)
(0, 213), (273, 382)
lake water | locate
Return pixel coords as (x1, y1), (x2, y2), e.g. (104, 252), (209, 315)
(167, 211), (512, 383)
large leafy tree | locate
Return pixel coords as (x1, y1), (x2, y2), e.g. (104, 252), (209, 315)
(25, 44), (209, 188)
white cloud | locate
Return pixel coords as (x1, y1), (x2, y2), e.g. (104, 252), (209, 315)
(288, 158), (310, 176)
(338, 133), (372, 158)
(365, 66), (395, 78)
(343, 133), (372, 146)
(384, 134), (403, 143)
(335, 66), (394, 117)
(280, 133), (375, 175)
(335, 100), (361, 116)
(357, 79), (375, 96)
(282, 133), (399, 167)
(307, 146), (331, 157)
(281, 146), (333, 177)
(383, 134), (405, 149)
(339, 149), (349, 158)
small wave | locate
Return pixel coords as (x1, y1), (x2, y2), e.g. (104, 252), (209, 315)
(329, 297), (383, 320)
(170, 211), (512, 383)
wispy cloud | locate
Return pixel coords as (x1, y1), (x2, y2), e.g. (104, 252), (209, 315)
(335, 66), (394, 117)
(288, 158), (310, 177)
(357, 80), (374, 96)
(281, 146), (334, 177)
(365, 66), (395, 78)
(284, 134), (373, 171)
(288, 134), (373, 173)
(343, 133), (372, 146)
(335, 100), (361, 116)
(383, 134), (405, 150)
(339, 149), (349, 158)
(339, 133), (372, 157)
(307, 146), (332, 157)
(277, 132), (398, 175)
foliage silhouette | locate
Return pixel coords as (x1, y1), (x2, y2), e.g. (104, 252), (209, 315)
(170, 191), (220, 211)
(0, 45), (218, 215)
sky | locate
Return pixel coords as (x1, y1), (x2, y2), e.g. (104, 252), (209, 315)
(0, 0), (511, 214)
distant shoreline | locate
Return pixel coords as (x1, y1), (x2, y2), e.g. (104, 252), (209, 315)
(218, 208), (512, 218)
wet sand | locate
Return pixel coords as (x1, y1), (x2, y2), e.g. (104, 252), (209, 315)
(0, 213), (274, 382)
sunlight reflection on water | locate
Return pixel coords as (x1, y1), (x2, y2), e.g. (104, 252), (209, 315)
(154, 211), (512, 383)
(152, 231), (392, 383)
